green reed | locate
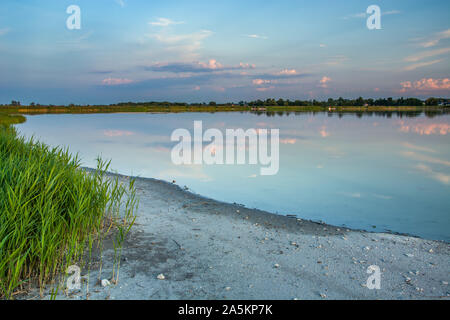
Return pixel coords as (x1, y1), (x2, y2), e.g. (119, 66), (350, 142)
(0, 126), (137, 299)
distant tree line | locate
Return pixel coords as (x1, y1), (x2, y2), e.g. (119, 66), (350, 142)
(1, 97), (449, 107)
(244, 97), (449, 107)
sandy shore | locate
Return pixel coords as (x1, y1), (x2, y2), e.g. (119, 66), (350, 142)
(28, 171), (449, 300)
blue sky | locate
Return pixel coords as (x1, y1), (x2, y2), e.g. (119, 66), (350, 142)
(0, 0), (449, 104)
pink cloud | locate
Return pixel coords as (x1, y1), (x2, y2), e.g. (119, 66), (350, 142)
(102, 78), (133, 86)
(256, 86), (275, 92)
(239, 62), (256, 69)
(399, 78), (450, 93)
(398, 121), (450, 136)
(320, 126), (330, 138)
(280, 138), (297, 145)
(198, 59), (223, 70)
(319, 76), (332, 88)
(253, 79), (272, 86)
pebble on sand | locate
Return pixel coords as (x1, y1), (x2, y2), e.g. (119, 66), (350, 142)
(157, 274), (166, 280)
(101, 279), (111, 287)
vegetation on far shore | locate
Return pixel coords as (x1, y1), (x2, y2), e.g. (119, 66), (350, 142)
(1, 97), (449, 115)
(0, 125), (137, 299)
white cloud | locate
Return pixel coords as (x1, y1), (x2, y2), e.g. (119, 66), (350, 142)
(419, 29), (450, 48)
(115, 0), (125, 8)
(149, 29), (213, 58)
(276, 69), (298, 76)
(415, 164), (450, 185)
(402, 142), (436, 153)
(404, 47), (450, 62)
(150, 18), (184, 27)
(343, 10), (400, 19)
(243, 34), (268, 40)
(0, 28), (10, 36)
(403, 59), (442, 71)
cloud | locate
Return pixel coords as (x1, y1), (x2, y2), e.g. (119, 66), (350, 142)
(150, 29), (213, 56)
(239, 62), (256, 69)
(320, 126), (330, 137)
(149, 18), (184, 27)
(339, 192), (362, 198)
(319, 44), (327, 48)
(115, 0), (125, 7)
(343, 10), (400, 19)
(402, 142), (436, 153)
(102, 78), (133, 85)
(399, 78), (450, 93)
(419, 29), (450, 48)
(243, 34), (268, 39)
(249, 69), (310, 82)
(0, 28), (10, 36)
(251, 69), (304, 89)
(343, 12), (366, 19)
(146, 59), (253, 73)
(399, 121), (450, 136)
(103, 130), (135, 137)
(403, 59), (442, 71)
(253, 79), (272, 86)
(402, 151), (450, 166)
(319, 76), (332, 88)
(414, 164), (450, 185)
(280, 138), (297, 145)
(146, 60), (221, 73)
(110, 71), (251, 93)
(404, 47), (450, 62)
(256, 86), (275, 92)
(277, 69), (298, 76)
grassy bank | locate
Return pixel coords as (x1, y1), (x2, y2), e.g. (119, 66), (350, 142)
(0, 113), (26, 126)
(0, 126), (137, 299)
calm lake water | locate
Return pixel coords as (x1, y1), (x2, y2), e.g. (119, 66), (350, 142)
(17, 112), (450, 241)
